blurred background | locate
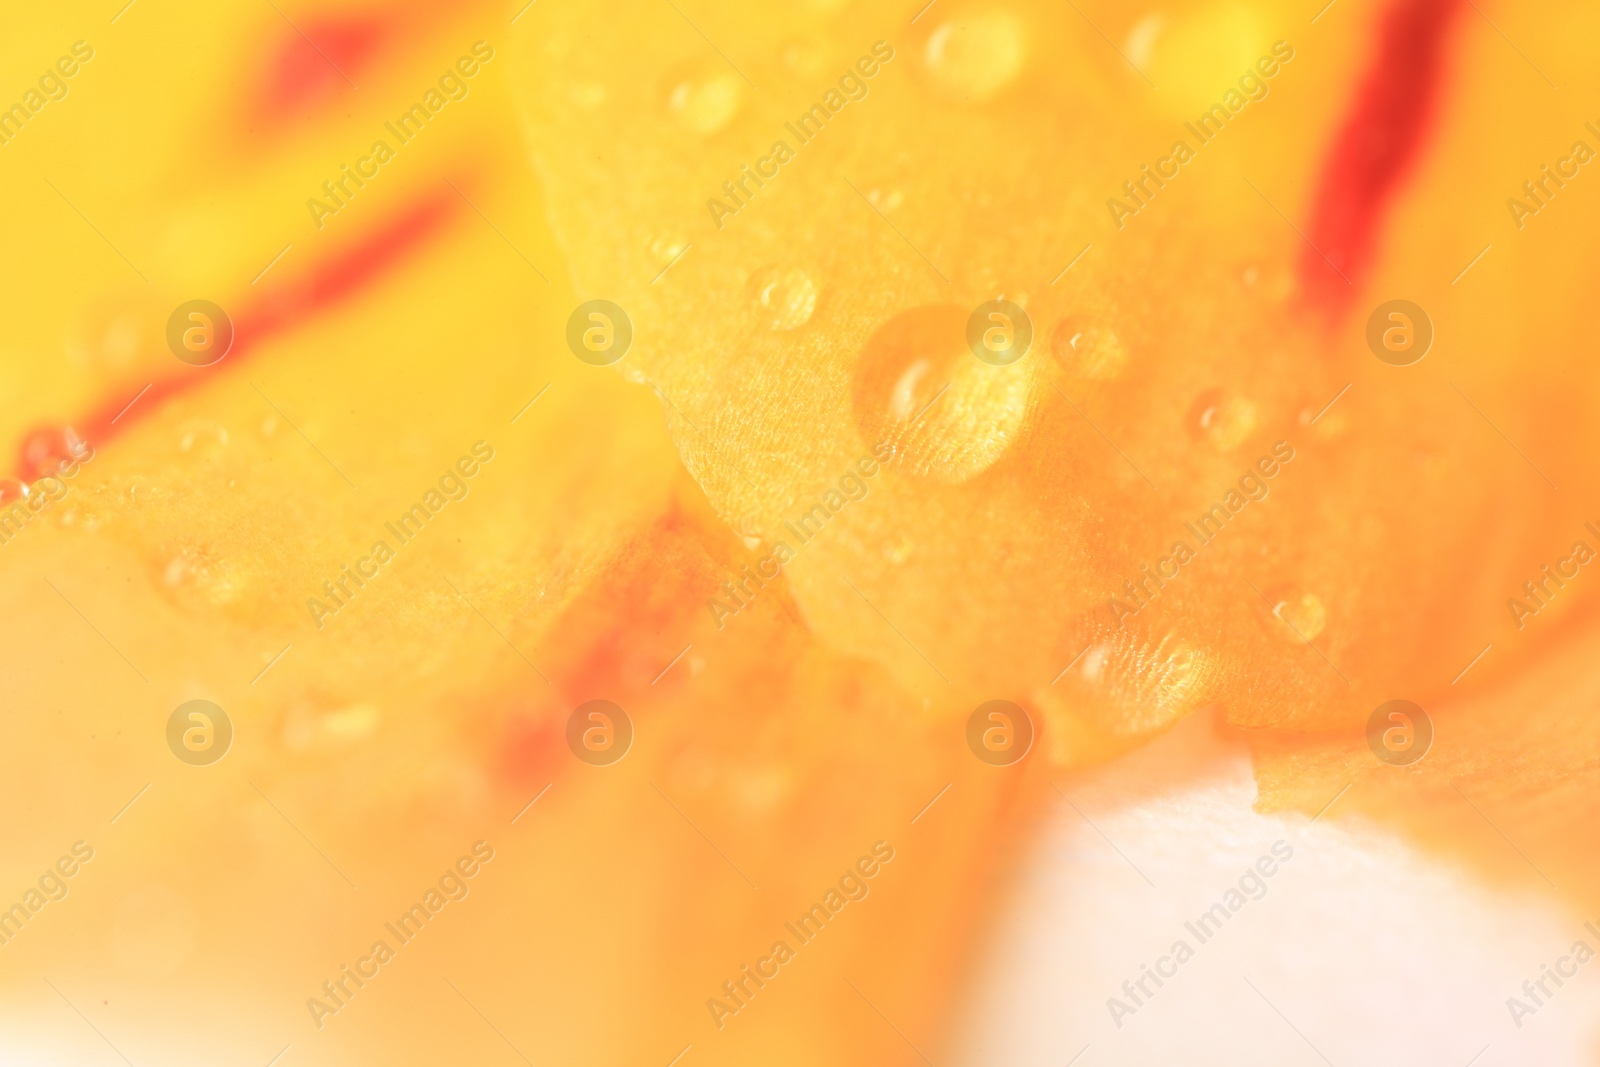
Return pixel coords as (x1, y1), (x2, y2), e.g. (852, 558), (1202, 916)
(4, 0), (1600, 1063)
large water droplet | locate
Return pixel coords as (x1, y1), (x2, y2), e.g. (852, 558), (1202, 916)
(1257, 586), (1328, 644)
(923, 10), (1028, 102)
(1187, 389), (1257, 450)
(852, 304), (1034, 484)
(1051, 315), (1128, 380)
(667, 70), (743, 133)
(749, 265), (817, 331)
(1062, 630), (1213, 737)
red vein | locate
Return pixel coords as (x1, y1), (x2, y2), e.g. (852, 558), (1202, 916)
(1301, 0), (1466, 317)
(14, 190), (456, 478)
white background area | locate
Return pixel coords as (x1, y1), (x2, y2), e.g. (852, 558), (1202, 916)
(955, 712), (1600, 1067)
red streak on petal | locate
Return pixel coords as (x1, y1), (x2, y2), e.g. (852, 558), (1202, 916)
(259, 17), (386, 119)
(1301, 0), (1466, 316)
(499, 717), (564, 788)
(15, 190), (456, 479)
(495, 502), (733, 786)
(249, 1), (496, 128)
(234, 189), (454, 349)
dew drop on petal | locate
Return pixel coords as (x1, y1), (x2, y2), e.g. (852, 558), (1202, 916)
(1257, 587), (1328, 644)
(749, 265), (817, 331)
(1187, 388), (1257, 450)
(1050, 315), (1128, 381)
(853, 304), (1034, 484)
(923, 10), (1028, 102)
(1062, 631), (1214, 737)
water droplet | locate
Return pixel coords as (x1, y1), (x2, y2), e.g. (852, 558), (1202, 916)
(0, 479), (29, 505)
(749, 265), (817, 331)
(1257, 587), (1327, 644)
(667, 70), (743, 133)
(1061, 630), (1213, 737)
(1140, 3), (1271, 120)
(1051, 316), (1128, 380)
(852, 304), (1035, 484)
(1187, 389), (1257, 450)
(923, 10), (1028, 102)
